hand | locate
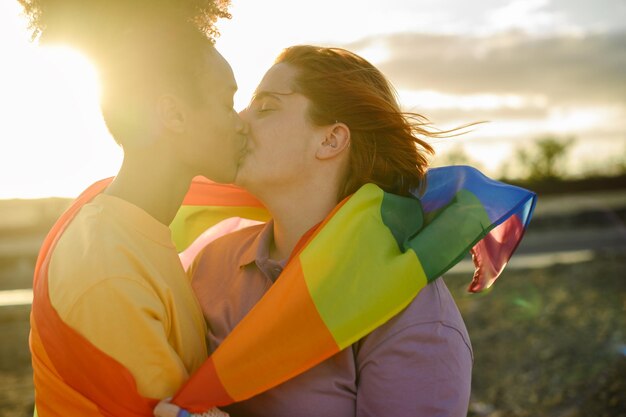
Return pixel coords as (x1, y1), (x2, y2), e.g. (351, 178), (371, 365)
(154, 399), (182, 417)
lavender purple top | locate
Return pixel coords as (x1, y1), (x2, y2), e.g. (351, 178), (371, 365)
(190, 221), (473, 417)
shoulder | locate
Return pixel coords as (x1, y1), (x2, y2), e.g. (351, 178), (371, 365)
(49, 202), (142, 279)
(189, 223), (268, 330)
(353, 278), (473, 415)
(50, 203), (125, 276)
(356, 277), (472, 359)
(188, 223), (266, 293)
(47, 203), (164, 312)
(194, 223), (265, 267)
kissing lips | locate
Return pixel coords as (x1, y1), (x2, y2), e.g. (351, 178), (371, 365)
(237, 135), (250, 166)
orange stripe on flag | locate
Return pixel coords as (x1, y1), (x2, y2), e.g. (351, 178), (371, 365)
(172, 357), (233, 412)
(183, 178), (264, 207)
(214, 257), (340, 400)
(176, 258), (339, 408)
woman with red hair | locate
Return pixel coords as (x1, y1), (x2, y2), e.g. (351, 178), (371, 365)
(177, 45), (473, 417)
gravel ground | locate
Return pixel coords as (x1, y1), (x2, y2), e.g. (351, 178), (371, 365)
(0, 368), (33, 417)
(448, 250), (626, 417)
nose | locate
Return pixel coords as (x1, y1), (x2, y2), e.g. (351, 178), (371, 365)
(235, 110), (249, 135)
(238, 106), (251, 122)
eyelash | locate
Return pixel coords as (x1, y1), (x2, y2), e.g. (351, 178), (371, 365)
(257, 103), (276, 113)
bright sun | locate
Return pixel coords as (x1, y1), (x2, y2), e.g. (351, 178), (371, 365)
(1, 44), (122, 199)
(2, 0), (623, 199)
(0, 2), (122, 199)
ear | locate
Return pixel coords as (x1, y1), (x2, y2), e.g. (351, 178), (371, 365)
(155, 95), (186, 134)
(316, 123), (351, 160)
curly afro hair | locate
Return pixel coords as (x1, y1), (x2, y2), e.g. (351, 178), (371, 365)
(18, 0), (231, 44)
(16, 0), (232, 143)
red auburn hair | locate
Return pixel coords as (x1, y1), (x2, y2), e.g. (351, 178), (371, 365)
(276, 45), (451, 200)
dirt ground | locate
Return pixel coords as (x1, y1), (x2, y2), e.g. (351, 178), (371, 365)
(448, 250), (626, 417)
(0, 370), (32, 417)
(1, 251), (624, 417)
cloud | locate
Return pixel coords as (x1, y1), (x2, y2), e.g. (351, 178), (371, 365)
(346, 31), (626, 106)
(549, 0), (626, 33)
(486, 0), (564, 34)
(420, 107), (551, 125)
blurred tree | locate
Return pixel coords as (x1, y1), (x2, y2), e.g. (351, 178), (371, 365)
(614, 145), (626, 175)
(516, 136), (575, 181)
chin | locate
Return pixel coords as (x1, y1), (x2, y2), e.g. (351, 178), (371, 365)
(236, 180), (264, 197)
(232, 164), (252, 187)
(204, 168), (237, 185)
(232, 174), (245, 188)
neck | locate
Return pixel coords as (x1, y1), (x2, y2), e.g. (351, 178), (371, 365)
(258, 181), (340, 261)
(104, 149), (192, 226)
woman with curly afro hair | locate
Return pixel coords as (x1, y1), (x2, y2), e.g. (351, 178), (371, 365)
(21, 1), (245, 416)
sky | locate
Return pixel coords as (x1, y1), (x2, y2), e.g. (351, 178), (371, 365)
(0, 0), (624, 198)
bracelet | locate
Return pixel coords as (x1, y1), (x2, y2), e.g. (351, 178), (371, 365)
(177, 410), (190, 417)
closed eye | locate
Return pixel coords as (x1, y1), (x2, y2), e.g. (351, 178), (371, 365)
(249, 93), (285, 113)
(257, 100), (278, 113)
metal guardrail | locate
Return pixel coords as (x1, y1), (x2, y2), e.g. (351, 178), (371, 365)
(0, 290), (33, 307)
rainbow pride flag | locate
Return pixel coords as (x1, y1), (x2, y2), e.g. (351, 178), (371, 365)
(30, 165), (535, 416)
(171, 165), (536, 412)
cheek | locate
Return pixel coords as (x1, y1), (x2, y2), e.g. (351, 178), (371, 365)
(266, 117), (307, 146)
(249, 120), (280, 152)
(250, 113), (312, 159)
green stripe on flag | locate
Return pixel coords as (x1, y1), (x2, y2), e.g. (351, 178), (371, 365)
(299, 184), (427, 348)
(407, 189), (491, 279)
(380, 191), (424, 249)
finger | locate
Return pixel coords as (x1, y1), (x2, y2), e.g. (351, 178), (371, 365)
(153, 400), (182, 417)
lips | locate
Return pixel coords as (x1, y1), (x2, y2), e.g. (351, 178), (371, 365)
(237, 135), (250, 165)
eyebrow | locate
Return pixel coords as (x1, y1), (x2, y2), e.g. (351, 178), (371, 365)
(250, 91), (295, 102)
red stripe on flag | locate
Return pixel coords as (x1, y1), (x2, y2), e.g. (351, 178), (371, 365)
(32, 177), (159, 416)
(468, 214), (525, 292)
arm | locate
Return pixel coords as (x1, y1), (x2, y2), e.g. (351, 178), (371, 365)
(355, 321), (473, 417)
(63, 277), (191, 400)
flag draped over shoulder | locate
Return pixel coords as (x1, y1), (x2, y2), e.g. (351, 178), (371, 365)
(171, 166), (536, 411)
(30, 166), (535, 416)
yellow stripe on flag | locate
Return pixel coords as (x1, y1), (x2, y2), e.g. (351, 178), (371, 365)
(171, 206), (269, 251)
(299, 184), (428, 348)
